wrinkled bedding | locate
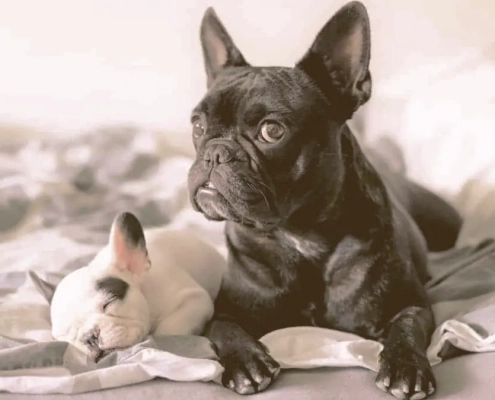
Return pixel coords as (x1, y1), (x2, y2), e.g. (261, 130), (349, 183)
(0, 128), (494, 395)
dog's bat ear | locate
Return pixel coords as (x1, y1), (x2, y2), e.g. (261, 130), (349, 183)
(109, 212), (150, 275)
(296, 1), (372, 119)
(200, 7), (248, 88)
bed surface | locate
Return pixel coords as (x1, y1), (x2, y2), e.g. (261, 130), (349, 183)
(1, 352), (494, 400)
(0, 125), (494, 399)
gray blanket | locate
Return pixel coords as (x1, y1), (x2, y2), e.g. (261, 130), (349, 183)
(0, 128), (493, 394)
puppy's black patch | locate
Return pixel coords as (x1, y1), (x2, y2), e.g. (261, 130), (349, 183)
(96, 277), (129, 302)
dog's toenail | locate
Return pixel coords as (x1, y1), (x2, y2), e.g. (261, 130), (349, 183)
(390, 388), (406, 399)
(376, 381), (387, 392)
(258, 377), (271, 390)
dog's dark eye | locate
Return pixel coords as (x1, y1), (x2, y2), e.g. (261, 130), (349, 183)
(259, 121), (284, 143)
(192, 117), (205, 138)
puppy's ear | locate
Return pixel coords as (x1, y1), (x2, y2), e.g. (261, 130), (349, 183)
(296, 1), (372, 119)
(109, 212), (150, 275)
(200, 7), (248, 87)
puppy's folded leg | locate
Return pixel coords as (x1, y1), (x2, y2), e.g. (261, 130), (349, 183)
(376, 306), (436, 400)
(154, 291), (214, 336)
(205, 317), (280, 395)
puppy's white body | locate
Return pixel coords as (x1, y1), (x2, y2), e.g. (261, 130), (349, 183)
(51, 217), (226, 361)
(140, 228), (224, 334)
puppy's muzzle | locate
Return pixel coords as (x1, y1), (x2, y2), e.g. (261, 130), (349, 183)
(82, 329), (106, 362)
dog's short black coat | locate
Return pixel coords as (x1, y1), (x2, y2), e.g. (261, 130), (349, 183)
(187, 2), (462, 399)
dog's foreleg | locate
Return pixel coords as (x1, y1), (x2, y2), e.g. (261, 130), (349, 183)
(205, 318), (280, 395)
(376, 306), (436, 400)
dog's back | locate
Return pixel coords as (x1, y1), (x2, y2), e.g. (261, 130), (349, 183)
(364, 143), (463, 252)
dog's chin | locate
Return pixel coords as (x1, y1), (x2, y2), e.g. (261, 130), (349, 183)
(195, 186), (233, 222)
(189, 161), (281, 228)
(194, 186), (281, 230)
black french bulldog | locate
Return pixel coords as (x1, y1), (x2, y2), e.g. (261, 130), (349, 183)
(187, 2), (462, 399)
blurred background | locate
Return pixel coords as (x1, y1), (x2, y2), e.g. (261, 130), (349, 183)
(0, 0), (494, 241)
(0, 0), (493, 134)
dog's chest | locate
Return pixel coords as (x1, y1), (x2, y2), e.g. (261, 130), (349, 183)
(281, 233), (381, 337)
(280, 231), (328, 260)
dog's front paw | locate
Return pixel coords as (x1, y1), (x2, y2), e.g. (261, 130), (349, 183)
(376, 345), (436, 400)
(220, 342), (280, 395)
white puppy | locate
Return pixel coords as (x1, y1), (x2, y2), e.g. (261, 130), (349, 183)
(50, 212), (226, 361)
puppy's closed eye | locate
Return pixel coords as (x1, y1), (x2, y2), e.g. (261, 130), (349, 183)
(102, 300), (114, 312)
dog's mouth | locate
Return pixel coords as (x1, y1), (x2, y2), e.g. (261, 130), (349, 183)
(195, 180), (233, 221)
(192, 178), (280, 230)
(197, 181), (218, 194)
(188, 156), (281, 228)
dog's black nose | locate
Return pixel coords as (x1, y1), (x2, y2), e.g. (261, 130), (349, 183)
(204, 143), (233, 166)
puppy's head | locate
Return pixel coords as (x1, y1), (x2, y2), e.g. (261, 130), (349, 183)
(51, 212), (151, 361)
(188, 2), (372, 229)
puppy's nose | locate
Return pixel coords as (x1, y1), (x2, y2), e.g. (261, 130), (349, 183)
(82, 330), (100, 349)
(203, 144), (233, 166)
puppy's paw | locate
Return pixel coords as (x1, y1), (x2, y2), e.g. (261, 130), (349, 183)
(376, 346), (435, 399)
(220, 342), (280, 395)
